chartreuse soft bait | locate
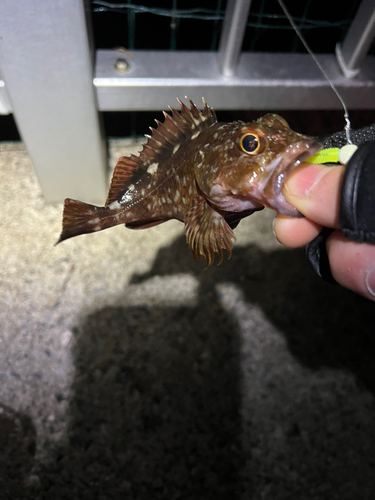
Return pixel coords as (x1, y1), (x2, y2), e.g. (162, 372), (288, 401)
(305, 144), (358, 166)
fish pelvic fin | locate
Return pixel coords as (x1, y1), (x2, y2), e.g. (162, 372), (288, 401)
(57, 198), (110, 243)
(184, 196), (236, 267)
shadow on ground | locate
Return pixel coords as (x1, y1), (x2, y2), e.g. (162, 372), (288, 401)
(0, 404), (37, 497)
(133, 236), (375, 394)
(39, 248), (243, 499)
(20, 236), (375, 498)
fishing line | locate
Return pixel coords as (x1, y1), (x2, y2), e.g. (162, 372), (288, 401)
(277, 0), (353, 145)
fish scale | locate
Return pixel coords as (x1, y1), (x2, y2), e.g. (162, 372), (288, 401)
(58, 98), (321, 266)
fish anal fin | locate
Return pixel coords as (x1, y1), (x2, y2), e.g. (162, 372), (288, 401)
(105, 156), (144, 206)
(184, 196), (236, 267)
(126, 219), (167, 230)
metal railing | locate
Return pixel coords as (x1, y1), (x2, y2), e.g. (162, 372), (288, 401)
(0, 0), (374, 202)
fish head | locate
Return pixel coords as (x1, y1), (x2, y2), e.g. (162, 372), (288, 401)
(194, 114), (322, 216)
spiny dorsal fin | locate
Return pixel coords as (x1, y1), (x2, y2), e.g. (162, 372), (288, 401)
(105, 98), (217, 207)
(146, 97), (217, 157)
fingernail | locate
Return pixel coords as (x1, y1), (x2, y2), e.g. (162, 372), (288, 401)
(284, 164), (326, 199)
(272, 217), (277, 238)
(365, 265), (375, 298)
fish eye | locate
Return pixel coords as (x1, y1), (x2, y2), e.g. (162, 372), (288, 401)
(239, 132), (264, 155)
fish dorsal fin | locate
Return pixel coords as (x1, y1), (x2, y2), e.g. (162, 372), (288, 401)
(105, 98), (217, 206)
(105, 155), (142, 206)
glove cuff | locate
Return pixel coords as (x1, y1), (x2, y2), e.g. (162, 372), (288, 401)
(306, 140), (375, 283)
(340, 141), (375, 244)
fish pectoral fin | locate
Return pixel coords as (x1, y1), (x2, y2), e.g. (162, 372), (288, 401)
(184, 196), (236, 267)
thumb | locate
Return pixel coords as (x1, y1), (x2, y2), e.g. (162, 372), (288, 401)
(283, 163), (345, 228)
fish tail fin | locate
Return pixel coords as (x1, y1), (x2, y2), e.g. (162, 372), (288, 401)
(57, 198), (108, 244)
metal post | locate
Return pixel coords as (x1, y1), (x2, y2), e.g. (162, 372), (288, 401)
(218, 0), (252, 77)
(336, 0), (375, 78)
(0, 0), (107, 203)
(0, 71), (12, 115)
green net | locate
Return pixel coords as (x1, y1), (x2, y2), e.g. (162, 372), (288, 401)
(91, 0), (366, 53)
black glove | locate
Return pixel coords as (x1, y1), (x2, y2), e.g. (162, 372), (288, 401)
(306, 138), (375, 282)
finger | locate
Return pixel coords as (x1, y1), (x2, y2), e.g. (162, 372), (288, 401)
(273, 213), (322, 248)
(283, 164), (344, 229)
(327, 231), (375, 302)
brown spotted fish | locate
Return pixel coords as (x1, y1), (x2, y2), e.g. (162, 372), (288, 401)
(58, 98), (321, 266)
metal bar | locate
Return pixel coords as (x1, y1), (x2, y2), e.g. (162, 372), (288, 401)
(336, 0), (375, 78)
(94, 50), (375, 111)
(0, 77), (12, 115)
(0, 0), (107, 204)
(218, 0), (252, 77)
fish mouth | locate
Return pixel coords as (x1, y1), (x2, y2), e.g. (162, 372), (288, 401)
(209, 138), (322, 216)
(271, 139), (322, 216)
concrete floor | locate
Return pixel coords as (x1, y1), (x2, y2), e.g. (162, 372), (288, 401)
(1, 139), (375, 499)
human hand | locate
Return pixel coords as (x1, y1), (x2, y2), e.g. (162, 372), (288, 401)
(273, 163), (375, 301)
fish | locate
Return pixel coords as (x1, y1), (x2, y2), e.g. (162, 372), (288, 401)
(58, 98), (321, 266)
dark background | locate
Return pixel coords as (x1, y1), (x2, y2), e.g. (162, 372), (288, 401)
(1, 0), (374, 141)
